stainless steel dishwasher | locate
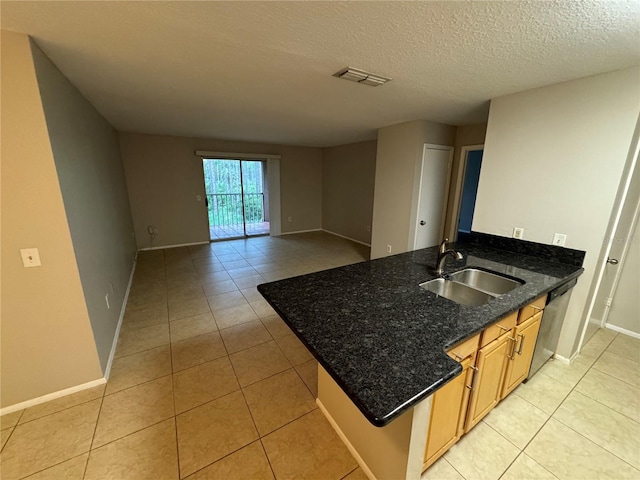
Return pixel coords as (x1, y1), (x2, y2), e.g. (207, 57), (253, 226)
(527, 277), (578, 380)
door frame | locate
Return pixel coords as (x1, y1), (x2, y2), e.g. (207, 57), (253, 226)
(445, 144), (484, 241)
(195, 150), (281, 238)
(577, 117), (640, 350)
(410, 144), (454, 251)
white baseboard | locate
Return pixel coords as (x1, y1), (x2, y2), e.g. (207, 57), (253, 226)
(322, 229), (372, 247)
(139, 240), (210, 251)
(279, 228), (322, 236)
(103, 259), (136, 380)
(553, 352), (579, 365)
(0, 377), (107, 416)
(604, 323), (640, 339)
(317, 399), (378, 480)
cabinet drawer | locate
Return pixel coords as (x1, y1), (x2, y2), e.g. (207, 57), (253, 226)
(518, 295), (546, 324)
(480, 312), (517, 348)
(447, 334), (480, 362)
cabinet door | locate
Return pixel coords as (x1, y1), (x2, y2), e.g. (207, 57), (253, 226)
(502, 311), (543, 398)
(464, 334), (510, 432)
(423, 357), (471, 470)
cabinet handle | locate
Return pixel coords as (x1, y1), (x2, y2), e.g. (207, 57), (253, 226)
(470, 365), (479, 372)
(517, 333), (525, 355)
(496, 324), (510, 332)
(465, 383), (473, 391)
(453, 352), (463, 361)
(506, 336), (517, 360)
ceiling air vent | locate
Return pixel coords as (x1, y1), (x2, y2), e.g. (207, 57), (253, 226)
(333, 67), (391, 87)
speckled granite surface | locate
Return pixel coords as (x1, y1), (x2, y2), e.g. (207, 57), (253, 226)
(257, 238), (584, 427)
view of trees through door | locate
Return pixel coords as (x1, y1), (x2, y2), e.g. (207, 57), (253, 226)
(202, 159), (269, 240)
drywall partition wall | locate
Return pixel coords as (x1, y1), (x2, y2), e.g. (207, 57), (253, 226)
(371, 120), (456, 259)
(322, 140), (377, 245)
(119, 132), (323, 249)
(443, 123), (488, 239)
(473, 67), (640, 360)
(0, 31), (102, 408)
(31, 41), (137, 371)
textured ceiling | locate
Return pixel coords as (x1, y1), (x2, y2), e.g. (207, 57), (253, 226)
(2, 1), (639, 147)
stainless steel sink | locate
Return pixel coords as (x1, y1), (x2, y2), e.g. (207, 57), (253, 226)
(419, 278), (495, 306)
(420, 268), (523, 306)
(448, 268), (523, 295)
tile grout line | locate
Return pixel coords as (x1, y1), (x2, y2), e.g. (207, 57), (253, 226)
(169, 251), (183, 480)
(81, 386), (107, 479)
(491, 332), (626, 478)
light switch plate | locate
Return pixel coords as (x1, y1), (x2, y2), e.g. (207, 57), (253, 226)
(513, 227), (524, 239)
(20, 248), (41, 267)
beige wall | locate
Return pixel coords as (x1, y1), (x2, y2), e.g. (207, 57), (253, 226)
(473, 67), (640, 359)
(1, 31), (102, 408)
(322, 140), (377, 245)
(443, 123), (488, 239)
(371, 120), (456, 259)
(118, 132), (323, 249)
(31, 41), (137, 371)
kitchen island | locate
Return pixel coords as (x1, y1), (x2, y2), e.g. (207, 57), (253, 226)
(258, 233), (584, 479)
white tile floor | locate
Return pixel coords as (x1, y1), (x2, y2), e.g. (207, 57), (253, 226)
(1, 231), (638, 480)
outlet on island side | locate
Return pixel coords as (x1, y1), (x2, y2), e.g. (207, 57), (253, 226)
(386, 244), (392, 253)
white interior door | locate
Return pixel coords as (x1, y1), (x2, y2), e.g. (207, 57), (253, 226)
(414, 145), (453, 249)
(606, 215), (640, 337)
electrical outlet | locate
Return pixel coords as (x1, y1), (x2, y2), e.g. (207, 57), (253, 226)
(196, 195), (202, 201)
(153, 228), (159, 235)
(386, 245), (392, 253)
(288, 216), (293, 222)
(366, 225), (371, 232)
(605, 297), (612, 307)
(513, 227), (524, 239)
(147, 225), (154, 235)
(105, 293), (110, 309)
(552, 233), (567, 246)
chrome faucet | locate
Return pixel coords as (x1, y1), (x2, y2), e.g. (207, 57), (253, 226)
(435, 238), (463, 275)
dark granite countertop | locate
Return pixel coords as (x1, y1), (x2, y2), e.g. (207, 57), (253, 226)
(257, 235), (584, 427)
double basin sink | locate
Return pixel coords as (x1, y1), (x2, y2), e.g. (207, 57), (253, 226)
(420, 268), (524, 306)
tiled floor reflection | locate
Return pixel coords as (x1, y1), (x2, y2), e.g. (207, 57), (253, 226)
(1, 232), (638, 480)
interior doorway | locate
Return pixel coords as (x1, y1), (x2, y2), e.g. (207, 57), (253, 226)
(202, 158), (269, 240)
(412, 144), (454, 250)
(457, 149), (484, 235)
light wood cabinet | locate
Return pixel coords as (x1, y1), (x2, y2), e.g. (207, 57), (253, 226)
(423, 299), (545, 472)
(501, 311), (543, 398)
(464, 332), (511, 432)
(422, 335), (479, 471)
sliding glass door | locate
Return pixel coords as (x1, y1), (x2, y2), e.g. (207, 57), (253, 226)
(202, 159), (269, 240)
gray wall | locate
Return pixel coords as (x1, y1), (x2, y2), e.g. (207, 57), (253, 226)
(371, 120), (456, 259)
(322, 140), (377, 245)
(119, 132), (323, 249)
(1, 31), (103, 407)
(32, 41), (137, 371)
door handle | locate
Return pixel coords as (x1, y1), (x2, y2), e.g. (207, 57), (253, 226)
(607, 257), (619, 265)
(516, 333), (525, 355)
(420, 220), (426, 226)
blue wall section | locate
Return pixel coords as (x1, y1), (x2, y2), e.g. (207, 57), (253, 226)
(458, 150), (483, 233)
